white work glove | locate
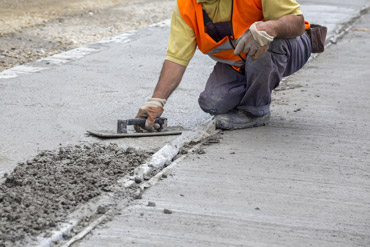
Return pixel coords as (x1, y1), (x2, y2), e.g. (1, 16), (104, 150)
(134, 98), (166, 132)
(234, 22), (274, 61)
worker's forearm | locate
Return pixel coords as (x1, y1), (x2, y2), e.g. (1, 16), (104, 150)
(257, 15), (305, 39)
(152, 60), (186, 99)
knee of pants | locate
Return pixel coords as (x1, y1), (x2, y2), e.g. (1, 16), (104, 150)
(198, 88), (244, 115)
(198, 94), (227, 115)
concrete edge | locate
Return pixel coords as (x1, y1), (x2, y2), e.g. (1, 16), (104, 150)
(60, 138), (211, 247)
(282, 4), (370, 82)
(328, 4), (370, 45)
(0, 19), (171, 80)
(35, 119), (216, 247)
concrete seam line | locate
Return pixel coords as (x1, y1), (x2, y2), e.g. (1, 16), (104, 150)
(329, 4), (370, 45)
(59, 122), (217, 247)
(36, 119), (216, 247)
(126, 118), (216, 185)
(60, 214), (108, 247)
(313, 4), (370, 61)
(60, 141), (207, 247)
(140, 140), (208, 191)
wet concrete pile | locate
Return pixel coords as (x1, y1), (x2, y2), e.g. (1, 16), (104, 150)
(0, 143), (150, 246)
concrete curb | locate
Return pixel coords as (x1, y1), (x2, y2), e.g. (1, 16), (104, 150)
(36, 119), (216, 247)
(328, 4), (370, 45)
(60, 135), (212, 247)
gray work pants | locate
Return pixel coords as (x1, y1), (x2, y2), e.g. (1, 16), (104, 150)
(198, 33), (312, 116)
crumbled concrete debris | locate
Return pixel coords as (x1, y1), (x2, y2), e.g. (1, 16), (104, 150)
(179, 147), (188, 155)
(163, 161), (171, 167)
(147, 201), (156, 207)
(62, 232), (72, 240)
(196, 148), (206, 155)
(133, 189), (143, 200)
(96, 206), (108, 215)
(163, 209), (173, 214)
(134, 176), (143, 184)
(0, 143), (149, 246)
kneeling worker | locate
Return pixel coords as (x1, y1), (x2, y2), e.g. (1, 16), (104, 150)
(135, 0), (311, 132)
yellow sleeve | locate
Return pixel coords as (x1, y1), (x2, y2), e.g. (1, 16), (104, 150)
(165, 3), (197, 67)
(262, 0), (303, 21)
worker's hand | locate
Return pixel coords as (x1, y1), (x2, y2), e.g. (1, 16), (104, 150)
(234, 22), (274, 61)
(134, 98), (166, 132)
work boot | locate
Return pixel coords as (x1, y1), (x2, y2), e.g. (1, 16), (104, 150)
(215, 110), (270, 130)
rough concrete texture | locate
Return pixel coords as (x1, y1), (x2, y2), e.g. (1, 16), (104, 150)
(77, 7), (370, 247)
(0, 143), (149, 246)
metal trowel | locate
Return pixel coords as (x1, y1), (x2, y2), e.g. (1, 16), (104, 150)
(87, 117), (182, 138)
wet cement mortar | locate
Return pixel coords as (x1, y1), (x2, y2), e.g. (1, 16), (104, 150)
(0, 143), (150, 246)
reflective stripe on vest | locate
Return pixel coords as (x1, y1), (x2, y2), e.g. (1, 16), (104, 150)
(178, 0), (264, 66)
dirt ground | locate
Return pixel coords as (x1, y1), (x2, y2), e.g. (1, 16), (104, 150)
(0, 0), (175, 72)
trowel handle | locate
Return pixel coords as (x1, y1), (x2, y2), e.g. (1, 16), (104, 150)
(117, 117), (167, 133)
(126, 118), (165, 126)
(126, 118), (147, 126)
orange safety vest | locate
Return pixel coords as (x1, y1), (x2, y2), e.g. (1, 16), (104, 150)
(177, 0), (310, 68)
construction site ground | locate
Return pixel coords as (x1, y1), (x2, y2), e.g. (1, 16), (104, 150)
(0, 0), (369, 246)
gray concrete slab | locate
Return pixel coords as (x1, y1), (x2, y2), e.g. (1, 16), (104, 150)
(0, 0), (367, 177)
(76, 4), (370, 247)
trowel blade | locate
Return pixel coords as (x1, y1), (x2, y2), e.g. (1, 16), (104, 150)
(86, 130), (182, 139)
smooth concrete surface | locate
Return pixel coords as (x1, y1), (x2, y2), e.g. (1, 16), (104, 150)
(76, 5), (370, 247)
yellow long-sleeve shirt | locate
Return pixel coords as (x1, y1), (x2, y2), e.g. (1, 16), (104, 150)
(166, 0), (303, 66)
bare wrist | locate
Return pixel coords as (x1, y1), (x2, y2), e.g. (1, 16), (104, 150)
(256, 21), (277, 38)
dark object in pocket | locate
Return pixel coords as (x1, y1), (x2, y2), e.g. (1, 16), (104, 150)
(306, 24), (328, 53)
